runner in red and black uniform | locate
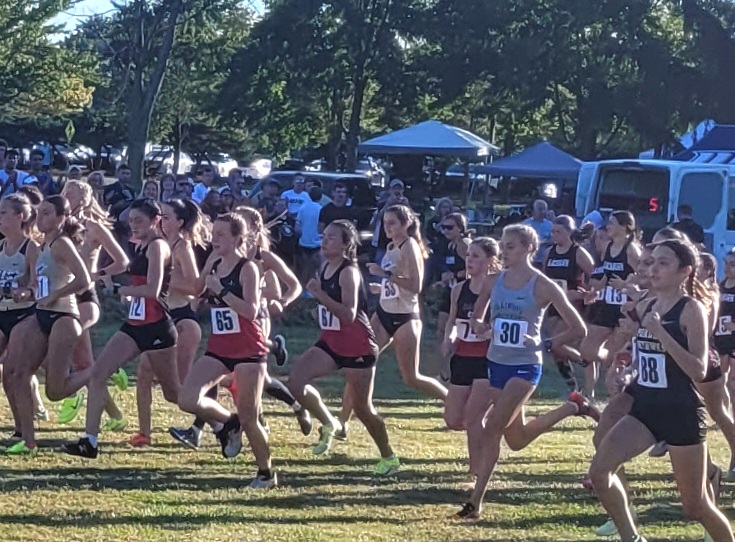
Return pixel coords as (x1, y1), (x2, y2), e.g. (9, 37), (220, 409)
(62, 198), (179, 459)
(177, 213), (275, 489)
(441, 237), (500, 477)
(287, 220), (399, 475)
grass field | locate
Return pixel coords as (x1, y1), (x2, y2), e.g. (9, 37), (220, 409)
(0, 307), (731, 541)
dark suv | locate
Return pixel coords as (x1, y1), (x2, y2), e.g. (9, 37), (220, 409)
(250, 171), (378, 244)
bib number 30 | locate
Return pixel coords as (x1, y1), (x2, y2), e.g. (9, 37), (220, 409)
(210, 307), (240, 335)
(493, 318), (528, 348)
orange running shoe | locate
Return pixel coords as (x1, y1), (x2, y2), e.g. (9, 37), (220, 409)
(129, 433), (151, 447)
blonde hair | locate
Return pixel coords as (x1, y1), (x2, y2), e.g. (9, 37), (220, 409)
(503, 224), (539, 255)
(62, 180), (110, 225)
(470, 237), (502, 273)
(234, 205), (271, 251)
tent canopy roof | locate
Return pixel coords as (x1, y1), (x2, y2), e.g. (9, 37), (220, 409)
(474, 141), (582, 179)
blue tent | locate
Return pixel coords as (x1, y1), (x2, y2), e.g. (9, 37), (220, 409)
(674, 124), (735, 164)
(475, 141), (582, 180)
(358, 120), (499, 158)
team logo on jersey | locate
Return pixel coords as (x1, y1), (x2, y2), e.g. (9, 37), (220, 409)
(546, 259), (570, 268)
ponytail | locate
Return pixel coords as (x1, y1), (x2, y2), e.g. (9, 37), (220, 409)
(45, 195), (85, 245)
(385, 204), (429, 259)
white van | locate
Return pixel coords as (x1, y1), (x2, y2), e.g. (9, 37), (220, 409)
(576, 159), (735, 270)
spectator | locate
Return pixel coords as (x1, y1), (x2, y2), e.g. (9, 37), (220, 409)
(304, 178), (332, 206)
(371, 179), (410, 264)
(425, 197), (453, 246)
(269, 197), (298, 268)
(103, 164), (136, 219)
(160, 173), (176, 201)
(219, 185), (235, 213)
(0, 139), (7, 170)
(200, 190), (221, 222)
(192, 166), (216, 203)
(295, 185), (323, 287)
(87, 171), (105, 203)
(424, 197), (453, 287)
(225, 168), (248, 206)
(251, 178), (281, 219)
(68, 166), (83, 181)
(318, 182), (354, 232)
(139, 180), (160, 200)
(27, 149), (58, 195)
(175, 175), (194, 199)
(522, 199), (553, 264)
(281, 174), (311, 215)
(671, 203), (705, 245)
(0, 149), (33, 196)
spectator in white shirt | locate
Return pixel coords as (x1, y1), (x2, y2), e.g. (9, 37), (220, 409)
(192, 166), (216, 203)
(281, 174), (311, 216)
(295, 185), (324, 287)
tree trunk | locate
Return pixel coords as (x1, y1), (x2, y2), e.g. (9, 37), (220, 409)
(344, 74), (367, 172)
(172, 115), (182, 174)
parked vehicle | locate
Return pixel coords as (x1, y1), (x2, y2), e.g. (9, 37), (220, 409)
(355, 157), (386, 187)
(144, 147), (194, 175)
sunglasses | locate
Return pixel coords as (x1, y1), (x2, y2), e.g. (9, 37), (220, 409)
(441, 224), (456, 231)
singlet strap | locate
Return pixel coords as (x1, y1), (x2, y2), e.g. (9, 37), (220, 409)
(171, 237), (182, 251)
(398, 238), (410, 249)
(321, 259), (349, 283)
(19, 238), (29, 255)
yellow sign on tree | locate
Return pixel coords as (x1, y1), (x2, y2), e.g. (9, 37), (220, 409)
(65, 120), (75, 142)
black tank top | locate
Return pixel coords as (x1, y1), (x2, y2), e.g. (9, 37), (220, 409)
(456, 280), (479, 320)
(630, 296), (703, 409)
(602, 239), (634, 280)
(715, 280), (735, 341)
(444, 242), (466, 276)
(544, 244), (581, 291)
(208, 258), (246, 305)
(320, 259), (369, 317)
(129, 240), (171, 313)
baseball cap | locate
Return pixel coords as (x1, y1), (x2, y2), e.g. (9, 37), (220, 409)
(581, 210), (604, 230)
(218, 185), (233, 195)
(390, 178), (405, 188)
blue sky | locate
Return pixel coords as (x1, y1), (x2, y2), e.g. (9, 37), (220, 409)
(54, 0), (264, 30)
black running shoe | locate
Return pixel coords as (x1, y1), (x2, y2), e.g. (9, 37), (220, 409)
(61, 437), (98, 459)
(295, 406), (313, 436)
(169, 427), (202, 450)
(216, 415), (242, 458)
(450, 502), (479, 520)
(333, 422), (348, 441)
(272, 335), (288, 366)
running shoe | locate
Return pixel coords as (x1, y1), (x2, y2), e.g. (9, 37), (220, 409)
(61, 437), (98, 458)
(449, 502), (480, 521)
(58, 392), (84, 424)
(313, 423), (341, 455)
(258, 412), (270, 434)
(295, 406), (313, 436)
(568, 391), (601, 422)
(595, 506), (637, 536)
(169, 427), (201, 450)
(273, 335), (288, 366)
(129, 433), (151, 447)
(110, 368), (129, 391)
(648, 441), (668, 458)
(374, 455), (400, 476)
(216, 414), (242, 458)
(333, 422), (349, 441)
(249, 471), (278, 489)
(34, 405), (50, 422)
(7, 430), (21, 441)
(101, 416), (127, 433)
(4, 441), (37, 456)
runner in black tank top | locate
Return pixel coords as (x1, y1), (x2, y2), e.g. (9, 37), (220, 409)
(589, 239), (733, 542)
(287, 220), (398, 474)
(543, 216), (595, 394)
(579, 210), (641, 401)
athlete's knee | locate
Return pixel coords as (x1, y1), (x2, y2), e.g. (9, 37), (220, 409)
(588, 458), (612, 491)
(44, 381), (66, 402)
(177, 387), (199, 413)
(443, 407), (465, 431)
(401, 370), (421, 388)
(160, 383), (179, 404)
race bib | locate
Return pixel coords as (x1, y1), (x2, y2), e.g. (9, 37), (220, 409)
(210, 307), (241, 335)
(318, 304), (340, 331)
(553, 279), (568, 291)
(128, 297), (146, 321)
(36, 276), (49, 299)
(605, 286), (627, 305)
(380, 278), (399, 300)
(637, 352), (667, 389)
(456, 319), (483, 343)
(493, 318), (528, 348)
(717, 316), (732, 336)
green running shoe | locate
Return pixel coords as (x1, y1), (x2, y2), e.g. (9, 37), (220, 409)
(5, 441), (37, 456)
(58, 392), (85, 424)
(110, 368), (129, 391)
(374, 455), (400, 476)
(101, 416), (127, 433)
(313, 424), (340, 456)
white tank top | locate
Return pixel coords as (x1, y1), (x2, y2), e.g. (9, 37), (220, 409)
(378, 238), (421, 314)
(0, 239), (33, 311)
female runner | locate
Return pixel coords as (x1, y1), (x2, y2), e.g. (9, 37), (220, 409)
(441, 237), (500, 476)
(579, 211), (641, 400)
(287, 220), (399, 474)
(589, 239), (734, 542)
(453, 224), (597, 519)
(337, 205), (447, 444)
(132, 197), (207, 446)
(177, 213), (275, 488)
(57, 180), (130, 429)
(543, 215), (595, 392)
(4, 196), (92, 454)
(62, 198), (179, 458)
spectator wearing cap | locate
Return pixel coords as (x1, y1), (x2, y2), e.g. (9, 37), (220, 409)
(0, 149), (33, 196)
(304, 178), (332, 207)
(252, 177), (281, 220)
(175, 175), (194, 199)
(522, 199), (553, 265)
(281, 174), (311, 216)
(295, 185), (324, 287)
(671, 204), (705, 245)
(192, 166), (216, 204)
(219, 185), (235, 213)
(68, 166), (83, 181)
